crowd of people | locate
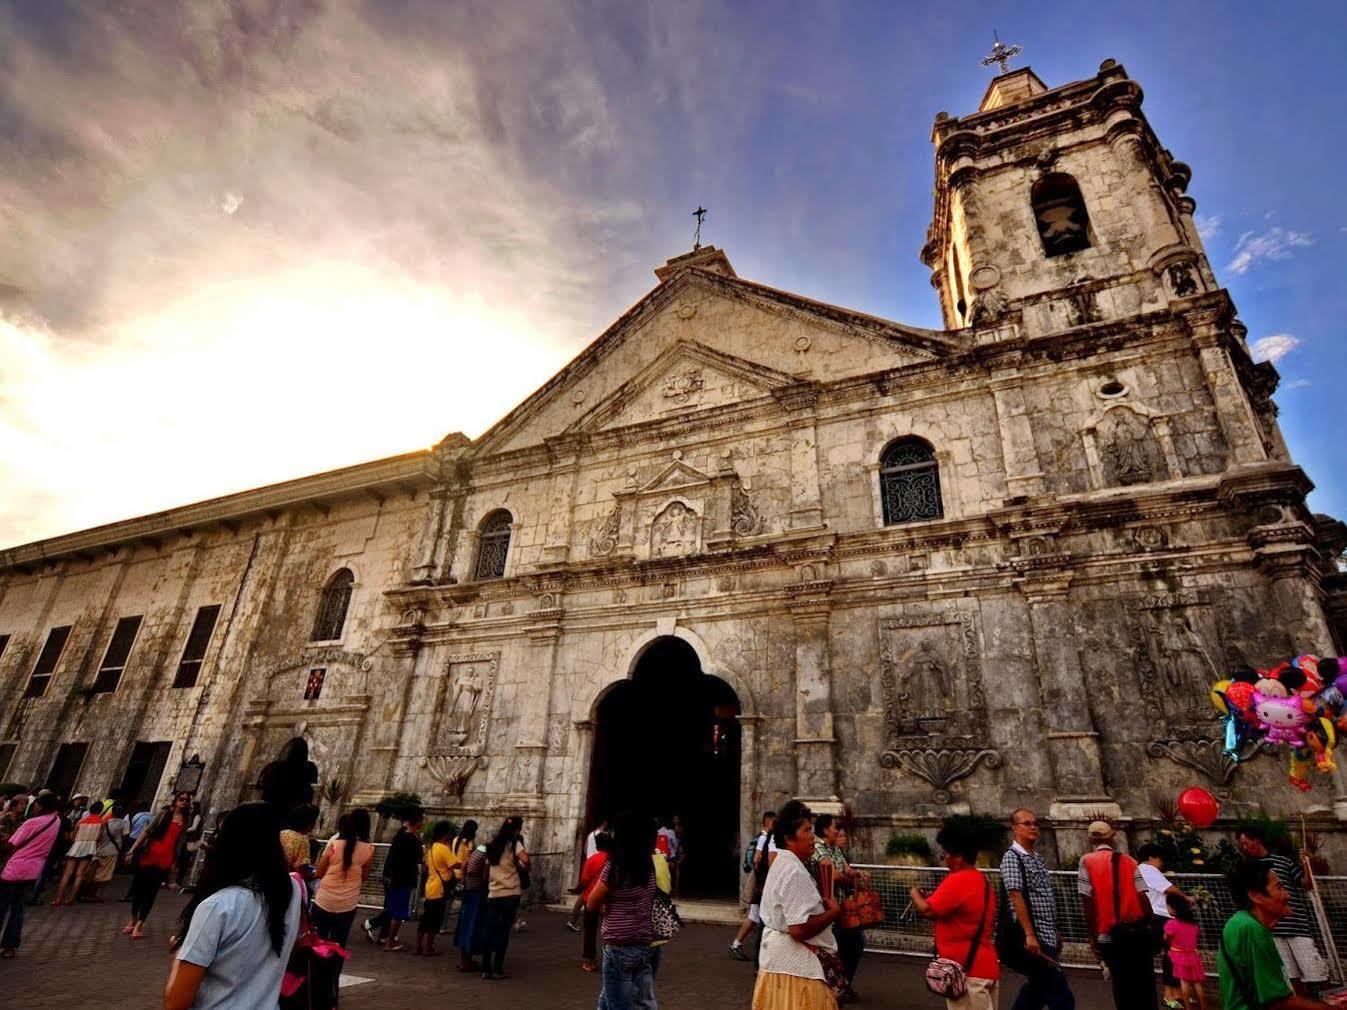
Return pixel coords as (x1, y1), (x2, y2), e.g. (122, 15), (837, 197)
(2, 768), (1344, 1010)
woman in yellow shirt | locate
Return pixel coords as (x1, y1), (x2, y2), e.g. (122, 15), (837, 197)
(416, 821), (457, 956)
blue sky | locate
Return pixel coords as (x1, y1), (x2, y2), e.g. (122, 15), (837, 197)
(0, 0), (1343, 544)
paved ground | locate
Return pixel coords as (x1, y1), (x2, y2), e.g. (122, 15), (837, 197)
(3, 891), (1134, 1008)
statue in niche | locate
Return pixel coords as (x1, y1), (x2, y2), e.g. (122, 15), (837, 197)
(446, 663), (485, 737)
(899, 644), (955, 721)
(1152, 614), (1220, 722)
(651, 501), (698, 557)
(1099, 409), (1159, 486)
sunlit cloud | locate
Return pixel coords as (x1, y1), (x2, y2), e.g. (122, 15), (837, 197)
(1195, 213), (1222, 241)
(1250, 333), (1302, 363)
(1227, 226), (1313, 275)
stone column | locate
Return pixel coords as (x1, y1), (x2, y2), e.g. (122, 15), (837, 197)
(1190, 324), (1268, 465)
(506, 617), (561, 814)
(408, 488), (448, 583)
(951, 170), (993, 281)
(989, 376), (1045, 498)
(790, 592), (838, 802)
(1020, 577), (1117, 817)
(1107, 123), (1183, 258)
(541, 444), (582, 565)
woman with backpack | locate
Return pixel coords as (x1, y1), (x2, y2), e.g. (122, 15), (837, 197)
(480, 817), (530, 980)
(164, 803), (302, 1010)
(910, 818), (999, 1010)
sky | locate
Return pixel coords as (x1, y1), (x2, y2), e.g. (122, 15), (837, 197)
(1, 0), (1344, 547)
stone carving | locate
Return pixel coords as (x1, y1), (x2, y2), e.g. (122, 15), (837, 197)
(1067, 288), (1101, 326)
(870, 560), (887, 577)
(651, 501), (699, 557)
(1167, 263), (1198, 297)
(1152, 613), (1220, 721)
(879, 610), (989, 746)
(432, 653), (498, 751)
(1131, 525), (1169, 551)
(425, 753), (481, 798)
(879, 747), (1003, 804)
(662, 368), (704, 404)
(590, 503), (621, 557)
(1099, 409), (1159, 486)
(1146, 739), (1242, 786)
(968, 286), (1006, 326)
(731, 484), (762, 536)
(717, 575), (737, 592)
(1128, 594), (1228, 738)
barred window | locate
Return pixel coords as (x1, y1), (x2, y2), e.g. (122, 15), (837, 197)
(474, 510), (513, 580)
(311, 569), (355, 642)
(879, 438), (944, 525)
(91, 615), (143, 694)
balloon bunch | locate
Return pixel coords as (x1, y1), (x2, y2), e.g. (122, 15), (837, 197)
(1210, 656), (1347, 792)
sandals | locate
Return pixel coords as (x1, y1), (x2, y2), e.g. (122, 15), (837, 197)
(383, 942), (405, 952)
(121, 923), (135, 935)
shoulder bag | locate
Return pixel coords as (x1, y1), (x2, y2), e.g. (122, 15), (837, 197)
(280, 874), (348, 1010)
(1108, 852), (1156, 953)
(512, 840), (531, 892)
(997, 849), (1044, 971)
(651, 887), (682, 941)
(925, 876), (992, 998)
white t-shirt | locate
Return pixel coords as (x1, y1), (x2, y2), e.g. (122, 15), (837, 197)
(177, 879), (302, 1010)
(757, 849), (836, 980)
(1139, 862), (1173, 918)
(584, 829), (604, 861)
(755, 832), (778, 855)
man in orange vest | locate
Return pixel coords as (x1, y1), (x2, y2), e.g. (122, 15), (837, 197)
(1077, 820), (1158, 1010)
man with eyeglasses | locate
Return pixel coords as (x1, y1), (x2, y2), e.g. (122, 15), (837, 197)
(998, 809), (1075, 1010)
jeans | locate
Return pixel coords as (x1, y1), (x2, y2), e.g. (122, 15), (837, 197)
(1009, 943), (1076, 1010)
(482, 894), (521, 975)
(597, 944), (658, 1010)
(1, 880), (32, 950)
(1100, 939), (1159, 1010)
(310, 905), (357, 948)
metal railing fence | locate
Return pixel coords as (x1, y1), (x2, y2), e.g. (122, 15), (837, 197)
(854, 863), (1347, 979)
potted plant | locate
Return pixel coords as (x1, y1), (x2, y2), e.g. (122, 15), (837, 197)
(885, 832), (933, 866)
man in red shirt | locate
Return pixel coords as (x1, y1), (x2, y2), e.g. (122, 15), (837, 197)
(1077, 820), (1157, 1010)
(577, 831), (611, 972)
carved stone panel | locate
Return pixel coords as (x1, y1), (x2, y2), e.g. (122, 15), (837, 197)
(650, 500), (701, 558)
(430, 652), (499, 755)
(1098, 408), (1163, 487)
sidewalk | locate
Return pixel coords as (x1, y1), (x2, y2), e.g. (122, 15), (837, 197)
(3, 892), (1123, 1008)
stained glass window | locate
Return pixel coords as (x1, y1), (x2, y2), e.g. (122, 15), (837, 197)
(879, 438), (943, 525)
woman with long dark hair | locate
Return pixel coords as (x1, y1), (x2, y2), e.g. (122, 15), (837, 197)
(312, 808), (373, 950)
(164, 803), (302, 1010)
(585, 811), (660, 1008)
(447, 818), (478, 915)
(123, 792), (190, 940)
(416, 820), (455, 956)
(454, 824), (487, 974)
(480, 817), (530, 980)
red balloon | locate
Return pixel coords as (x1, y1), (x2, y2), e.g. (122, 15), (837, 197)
(1177, 787), (1220, 828)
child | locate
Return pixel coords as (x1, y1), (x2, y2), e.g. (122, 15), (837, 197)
(1164, 892), (1207, 1010)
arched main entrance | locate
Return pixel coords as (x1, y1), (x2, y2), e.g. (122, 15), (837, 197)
(586, 637), (742, 897)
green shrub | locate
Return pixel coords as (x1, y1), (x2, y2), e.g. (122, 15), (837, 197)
(375, 791), (425, 822)
(885, 833), (933, 860)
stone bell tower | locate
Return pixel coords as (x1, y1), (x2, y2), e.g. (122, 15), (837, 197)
(922, 59), (1219, 336)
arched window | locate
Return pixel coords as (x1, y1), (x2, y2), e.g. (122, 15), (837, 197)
(473, 510), (513, 580)
(1031, 173), (1091, 257)
(879, 438), (944, 525)
(311, 568), (354, 642)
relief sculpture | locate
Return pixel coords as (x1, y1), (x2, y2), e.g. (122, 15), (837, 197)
(651, 501), (699, 557)
(432, 653), (498, 753)
(1099, 408), (1160, 486)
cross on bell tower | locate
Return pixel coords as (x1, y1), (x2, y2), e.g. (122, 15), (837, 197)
(980, 31), (1022, 75)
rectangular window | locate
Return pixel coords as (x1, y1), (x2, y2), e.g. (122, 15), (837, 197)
(45, 741), (89, 798)
(0, 742), (15, 781)
(172, 605), (221, 689)
(119, 741), (173, 806)
(91, 615), (144, 694)
(303, 668), (326, 701)
(24, 625), (72, 699)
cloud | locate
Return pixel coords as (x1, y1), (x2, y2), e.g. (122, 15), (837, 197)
(1250, 333), (1302, 363)
(1195, 214), (1222, 241)
(1226, 226), (1314, 275)
(1283, 378), (1312, 390)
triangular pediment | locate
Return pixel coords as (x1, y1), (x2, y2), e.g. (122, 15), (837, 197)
(637, 457), (713, 494)
(470, 266), (962, 458)
(568, 340), (796, 434)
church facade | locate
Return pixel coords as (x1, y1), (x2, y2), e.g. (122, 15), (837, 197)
(2, 59), (1345, 891)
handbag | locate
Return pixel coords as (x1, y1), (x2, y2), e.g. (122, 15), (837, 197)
(840, 883), (884, 929)
(925, 877), (992, 999)
(280, 875), (348, 1010)
(513, 841), (531, 892)
(651, 888), (682, 941)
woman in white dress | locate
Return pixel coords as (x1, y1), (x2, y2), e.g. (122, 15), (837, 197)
(753, 800), (843, 1010)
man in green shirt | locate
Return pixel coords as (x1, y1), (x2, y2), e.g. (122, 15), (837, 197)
(1221, 858), (1328, 1010)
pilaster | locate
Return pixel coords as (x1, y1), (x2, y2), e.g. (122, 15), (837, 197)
(989, 375), (1046, 498)
(790, 585), (837, 802)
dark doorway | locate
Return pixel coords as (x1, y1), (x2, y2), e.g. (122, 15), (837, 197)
(45, 742), (89, 799)
(586, 637), (741, 898)
(119, 741), (172, 806)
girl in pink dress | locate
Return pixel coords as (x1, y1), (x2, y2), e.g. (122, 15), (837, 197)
(1164, 893), (1207, 1010)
